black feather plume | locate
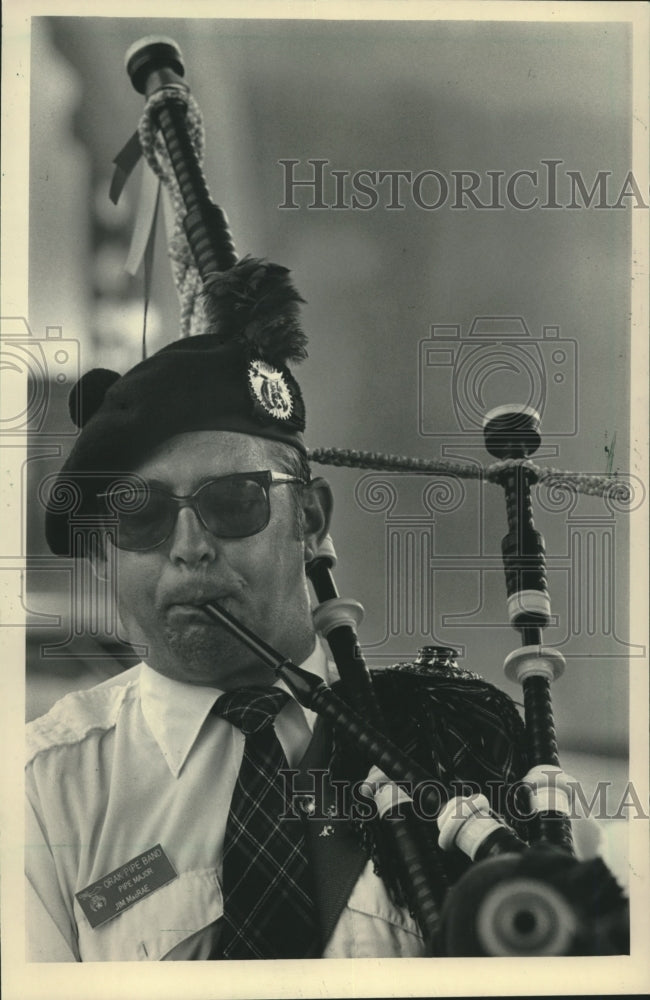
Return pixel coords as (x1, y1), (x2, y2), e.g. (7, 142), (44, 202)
(202, 256), (308, 365)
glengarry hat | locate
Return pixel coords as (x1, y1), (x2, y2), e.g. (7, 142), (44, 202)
(44, 258), (309, 557)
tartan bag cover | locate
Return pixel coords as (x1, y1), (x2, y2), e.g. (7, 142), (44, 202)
(212, 686), (319, 959)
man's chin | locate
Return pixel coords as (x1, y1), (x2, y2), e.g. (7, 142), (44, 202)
(158, 624), (275, 688)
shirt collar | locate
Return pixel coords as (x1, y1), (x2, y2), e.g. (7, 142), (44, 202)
(139, 638), (336, 778)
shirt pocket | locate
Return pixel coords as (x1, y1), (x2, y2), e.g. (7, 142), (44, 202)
(323, 860), (426, 958)
(75, 868), (222, 961)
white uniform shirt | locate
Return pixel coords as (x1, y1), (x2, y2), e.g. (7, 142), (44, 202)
(26, 641), (425, 961)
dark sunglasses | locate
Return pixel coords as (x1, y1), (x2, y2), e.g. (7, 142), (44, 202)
(97, 471), (307, 551)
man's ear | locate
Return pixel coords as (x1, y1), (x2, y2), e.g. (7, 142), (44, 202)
(301, 477), (333, 562)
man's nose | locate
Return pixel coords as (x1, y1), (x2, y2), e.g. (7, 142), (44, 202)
(168, 506), (219, 565)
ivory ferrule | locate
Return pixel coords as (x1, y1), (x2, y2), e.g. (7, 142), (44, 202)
(506, 589), (551, 625)
(503, 645), (566, 684)
(522, 765), (573, 817)
(312, 596), (364, 637)
(437, 794), (503, 860)
(359, 765), (415, 819)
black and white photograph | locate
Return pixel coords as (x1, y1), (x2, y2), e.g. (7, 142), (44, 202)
(1, 2), (648, 998)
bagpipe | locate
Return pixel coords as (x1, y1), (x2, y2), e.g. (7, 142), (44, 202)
(113, 36), (630, 957)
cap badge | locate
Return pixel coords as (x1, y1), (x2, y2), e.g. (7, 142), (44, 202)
(248, 358), (294, 421)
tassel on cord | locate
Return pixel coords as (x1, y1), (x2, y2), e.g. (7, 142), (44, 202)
(136, 92), (310, 365)
(138, 87), (207, 338)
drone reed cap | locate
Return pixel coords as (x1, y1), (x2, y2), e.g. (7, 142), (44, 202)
(483, 405), (541, 460)
(125, 36), (185, 94)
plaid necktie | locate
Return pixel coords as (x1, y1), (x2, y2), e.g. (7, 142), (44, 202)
(213, 686), (319, 959)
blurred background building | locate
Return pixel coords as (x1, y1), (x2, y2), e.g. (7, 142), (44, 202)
(18, 15), (644, 884)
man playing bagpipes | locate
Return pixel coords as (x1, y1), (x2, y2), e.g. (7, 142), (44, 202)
(25, 37), (627, 962)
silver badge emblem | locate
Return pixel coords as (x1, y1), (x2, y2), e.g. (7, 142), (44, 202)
(248, 359), (293, 420)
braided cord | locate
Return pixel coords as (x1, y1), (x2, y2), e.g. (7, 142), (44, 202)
(138, 87), (206, 338)
(308, 446), (626, 499)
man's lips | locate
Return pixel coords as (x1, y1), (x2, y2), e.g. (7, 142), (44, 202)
(163, 590), (235, 621)
(166, 604), (213, 623)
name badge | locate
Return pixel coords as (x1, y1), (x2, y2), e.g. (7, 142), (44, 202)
(76, 844), (178, 929)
